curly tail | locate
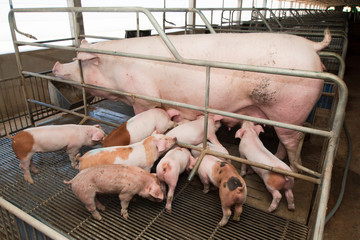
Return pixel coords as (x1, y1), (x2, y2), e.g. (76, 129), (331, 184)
(63, 179), (73, 184)
(313, 28), (331, 52)
(6, 131), (14, 139)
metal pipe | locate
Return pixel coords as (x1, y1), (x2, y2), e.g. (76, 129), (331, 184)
(0, 197), (72, 240)
(23, 71), (334, 138)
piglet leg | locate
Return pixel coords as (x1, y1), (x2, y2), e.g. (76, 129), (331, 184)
(165, 185), (175, 213)
(19, 155), (35, 184)
(285, 189), (295, 211)
(95, 197), (106, 211)
(268, 190), (282, 212)
(232, 202), (244, 222)
(119, 193), (133, 220)
(218, 206), (231, 227)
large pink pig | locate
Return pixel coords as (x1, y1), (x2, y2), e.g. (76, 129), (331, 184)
(165, 115), (223, 146)
(52, 31), (331, 172)
(235, 121), (295, 212)
(8, 124), (106, 184)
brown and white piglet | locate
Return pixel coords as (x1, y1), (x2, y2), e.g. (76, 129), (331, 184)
(78, 132), (177, 172)
(165, 115), (223, 146)
(102, 108), (179, 147)
(235, 121), (295, 212)
(189, 155), (247, 226)
(156, 147), (193, 213)
(8, 124), (106, 184)
(64, 164), (164, 220)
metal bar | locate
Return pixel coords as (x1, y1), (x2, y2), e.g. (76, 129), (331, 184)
(27, 99), (119, 128)
(180, 142), (320, 184)
(0, 198), (71, 240)
(8, 11), (35, 127)
(23, 71), (334, 138)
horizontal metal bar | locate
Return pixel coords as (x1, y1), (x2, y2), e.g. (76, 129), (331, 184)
(27, 99), (119, 128)
(23, 71), (333, 138)
(179, 142), (321, 184)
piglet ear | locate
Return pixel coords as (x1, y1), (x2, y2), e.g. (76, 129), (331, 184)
(166, 108), (181, 119)
(93, 124), (102, 129)
(253, 125), (264, 135)
(148, 185), (163, 201)
(92, 131), (105, 142)
(212, 115), (223, 122)
(156, 139), (168, 152)
(235, 129), (245, 139)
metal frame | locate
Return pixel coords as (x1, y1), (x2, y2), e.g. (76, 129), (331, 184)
(5, 7), (348, 240)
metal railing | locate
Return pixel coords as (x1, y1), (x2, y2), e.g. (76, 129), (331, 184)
(5, 7), (348, 240)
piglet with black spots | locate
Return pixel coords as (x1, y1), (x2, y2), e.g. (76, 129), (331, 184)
(235, 120), (295, 212)
(7, 124), (106, 184)
(64, 164), (164, 221)
(189, 155), (247, 226)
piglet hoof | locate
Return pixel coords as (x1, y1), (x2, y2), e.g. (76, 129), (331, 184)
(288, 204), (295, 211)
(268, 205), (278, 213)
(91, 211), (102, 221)
(121, 209), (129, 220)
(24, 175), (34, 185)
(232, 215), (241, 222)
(218, 217), (229, 227)
(165, 206), (172, 214)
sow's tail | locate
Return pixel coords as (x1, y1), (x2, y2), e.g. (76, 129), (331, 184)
(313, 28), (331, 52)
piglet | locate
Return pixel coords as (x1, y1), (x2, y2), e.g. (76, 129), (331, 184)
(156, 147), (193, 213)
(165, 115), (222, 146)
(191, 142), (229, 161)
(78, 132), (176, 171)
(102, 108), (179, 147)
(235, 121), (295, 212)
(7, 124), (106, 184)
(189, 155), (247, 226)
(64, 164), (164, 220)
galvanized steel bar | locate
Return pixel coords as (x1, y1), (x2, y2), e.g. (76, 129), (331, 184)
(0, 197), (71, 240)
(23, 71), (334, 138)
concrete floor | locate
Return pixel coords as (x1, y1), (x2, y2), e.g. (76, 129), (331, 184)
(323, 21), (360, 239)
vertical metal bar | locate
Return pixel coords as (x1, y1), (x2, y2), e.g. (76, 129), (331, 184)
(8, 11), (35, 127)
(136, 12), (140, 37)
(188, 66), (211, 181)
(0, 208), (10, 240)
(69, 8), (89, 124)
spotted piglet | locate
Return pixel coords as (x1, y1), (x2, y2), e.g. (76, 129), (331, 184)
(78, 132), (176, 172)
(102, 108), (179, 147)
(64, 164), (164, 220)
(156, 147), (194, 213)
(235, 121), (295, 212)
(7, 124), (106, 184)
(189, 155), (247, 226)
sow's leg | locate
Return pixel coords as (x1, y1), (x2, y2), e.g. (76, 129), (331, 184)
(274, 127), (303, 172)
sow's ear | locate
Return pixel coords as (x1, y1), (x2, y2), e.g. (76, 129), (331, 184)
(73, 52), (99, 66)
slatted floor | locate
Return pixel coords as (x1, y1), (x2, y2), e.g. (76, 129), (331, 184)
(0, 101), (317, 239)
